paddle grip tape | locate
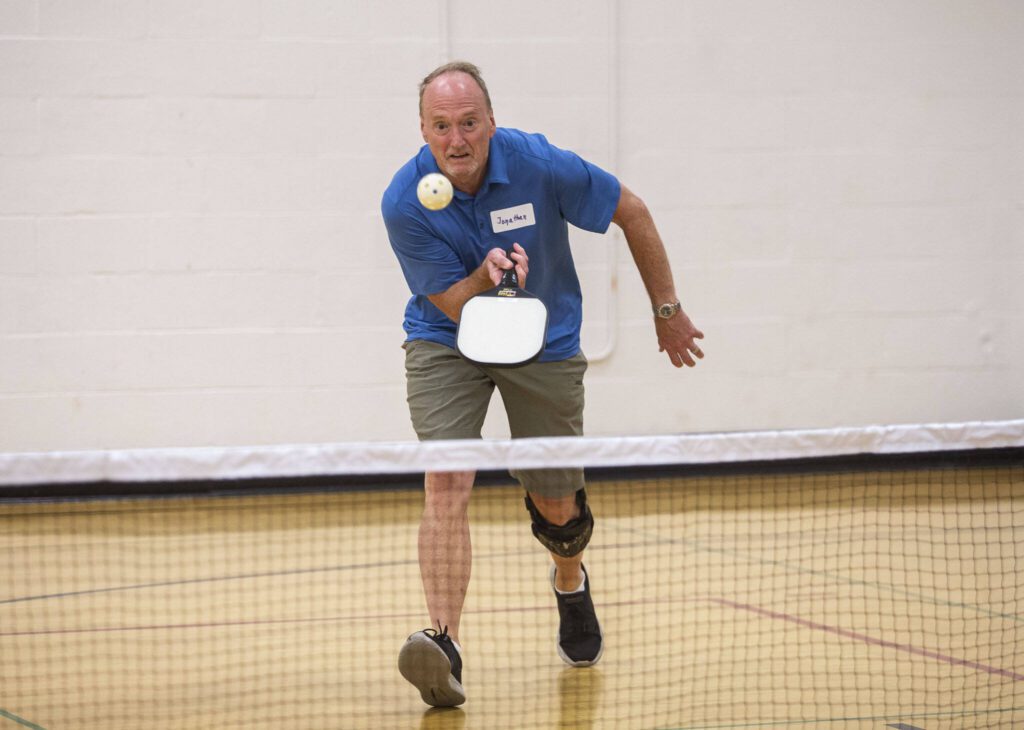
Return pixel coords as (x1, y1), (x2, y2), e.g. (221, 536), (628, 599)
(524, 489), (594, 558)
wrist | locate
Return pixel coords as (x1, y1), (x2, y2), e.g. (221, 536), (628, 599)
(653, 301), (681, 319)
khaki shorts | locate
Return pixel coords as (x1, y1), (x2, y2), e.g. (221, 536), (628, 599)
(404, 339), (587, 498)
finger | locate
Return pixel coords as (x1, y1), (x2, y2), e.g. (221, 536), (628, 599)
(666, 343), (698, 368)
(509, 243), (528, 265)
(483, 249), (511, 285)
(486, 247), (511, 268)
(508, 244), (529, 285)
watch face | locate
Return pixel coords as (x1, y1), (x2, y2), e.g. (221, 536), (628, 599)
(657, 303), (679, 318)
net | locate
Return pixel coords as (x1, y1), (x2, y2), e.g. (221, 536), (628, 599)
(2, 421), (1023, 730)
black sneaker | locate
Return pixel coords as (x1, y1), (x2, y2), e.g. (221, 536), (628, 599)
(398, 624), (466, 707)
(551, 565), (604, 667)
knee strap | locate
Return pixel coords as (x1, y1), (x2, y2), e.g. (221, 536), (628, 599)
(524, 489), (594, 558)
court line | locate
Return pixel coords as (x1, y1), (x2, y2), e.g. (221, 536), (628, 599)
(656, 705), (1024, 729)
(7, 500), (1019, 622)
(5, 519), (1020, 679)
(605, 522), (1024, 624)
(0, 709), (46, 730)
(5, 530), (1020, 682)
(0, 540), (649, 606)
(711, 596), (1024, 682)
(7, 590), (1023, 686)
(0, 557), (415, 606)
(0, 593), (704, 638)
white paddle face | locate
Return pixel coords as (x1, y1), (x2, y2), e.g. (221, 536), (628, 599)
(456, 296), (548, 366)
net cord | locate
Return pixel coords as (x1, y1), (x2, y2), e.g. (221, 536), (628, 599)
(1, 419), (1022, 487)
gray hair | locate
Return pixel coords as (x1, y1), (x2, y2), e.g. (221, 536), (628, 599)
(418, 61), (493, 116)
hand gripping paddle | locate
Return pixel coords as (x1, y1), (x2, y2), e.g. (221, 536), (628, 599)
(455, 253), (549, 367)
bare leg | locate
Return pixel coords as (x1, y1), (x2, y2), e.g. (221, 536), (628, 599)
(419, 470), (475, 643)
(527, 491), (584, 590)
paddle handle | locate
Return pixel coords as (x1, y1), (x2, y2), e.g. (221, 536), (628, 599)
(500, 249), (519, 288)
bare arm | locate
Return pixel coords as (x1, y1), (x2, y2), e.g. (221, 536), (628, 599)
(427, 243), (528, 323)
(612, 184), (704, 368)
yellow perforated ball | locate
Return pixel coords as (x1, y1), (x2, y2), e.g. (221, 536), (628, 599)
(416, 173), (454, 211)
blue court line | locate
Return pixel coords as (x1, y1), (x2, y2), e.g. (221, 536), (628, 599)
(0, 709), (46, 730)
(654, 705), (1023, 729)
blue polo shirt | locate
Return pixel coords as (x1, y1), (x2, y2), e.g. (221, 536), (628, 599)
(382, 127), (621, 362)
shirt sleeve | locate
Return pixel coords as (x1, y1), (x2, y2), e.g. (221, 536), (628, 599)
(547, 144), (622, 234)
(381, 192), (467, 297)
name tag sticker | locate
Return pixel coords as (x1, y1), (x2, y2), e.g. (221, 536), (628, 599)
(490, 203), (536, 233)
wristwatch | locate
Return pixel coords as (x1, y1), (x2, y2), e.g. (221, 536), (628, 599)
(653, 301), (681, 319)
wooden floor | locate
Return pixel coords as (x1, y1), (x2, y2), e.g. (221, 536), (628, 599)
(2, 466), (1022, 729)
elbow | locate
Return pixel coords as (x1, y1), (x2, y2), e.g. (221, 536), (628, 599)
(612, 185), (650, 229)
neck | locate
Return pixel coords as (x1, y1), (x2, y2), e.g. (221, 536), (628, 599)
(450, 169), (486, 196)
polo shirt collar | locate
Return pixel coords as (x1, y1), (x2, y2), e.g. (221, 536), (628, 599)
(481, 132), (509, 191)
(418, 130), (509, 200)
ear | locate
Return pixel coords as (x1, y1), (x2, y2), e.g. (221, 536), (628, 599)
(421, 117), (428, 143)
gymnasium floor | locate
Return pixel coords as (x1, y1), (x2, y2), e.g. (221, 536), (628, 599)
(2, 466), (1021, 729)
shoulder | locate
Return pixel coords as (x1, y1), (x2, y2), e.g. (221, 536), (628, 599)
(381, 149), (426, 221)
(494, 127), (557, 164)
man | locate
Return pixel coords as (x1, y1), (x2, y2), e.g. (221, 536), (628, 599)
(382, 61), (704, 708)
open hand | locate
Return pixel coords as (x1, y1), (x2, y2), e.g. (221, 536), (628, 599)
(657, 309), (704, 368)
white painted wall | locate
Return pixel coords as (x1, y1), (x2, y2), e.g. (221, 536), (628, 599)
(1, 0), (1021, 452)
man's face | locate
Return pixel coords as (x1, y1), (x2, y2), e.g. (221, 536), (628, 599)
(420, 72), (495, 195)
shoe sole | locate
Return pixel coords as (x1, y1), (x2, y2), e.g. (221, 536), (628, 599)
(552, 566), (604, 668)
(398, 633), (466, 707)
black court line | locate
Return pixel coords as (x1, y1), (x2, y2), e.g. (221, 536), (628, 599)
(0, 539), (655, 606)
(0, 557), (414, 606)
(0, 709), (46, 730)
(655, 706), (1024, 729)
(0, 594), (716, 638)
(603, 521), (1024, 624)
(7, 588), (1021, 686)
(6, 523), (1021, 682)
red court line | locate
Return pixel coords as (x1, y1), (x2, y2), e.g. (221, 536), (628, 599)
(710, 596), (1024, 682)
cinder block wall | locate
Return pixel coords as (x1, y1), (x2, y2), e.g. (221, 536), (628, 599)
(1, 1), (1021, 451)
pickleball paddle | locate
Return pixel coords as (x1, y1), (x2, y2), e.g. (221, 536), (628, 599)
(455, 254), (548, 367)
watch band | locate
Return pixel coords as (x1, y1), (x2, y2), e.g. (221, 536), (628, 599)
(654, 301), (682, 319)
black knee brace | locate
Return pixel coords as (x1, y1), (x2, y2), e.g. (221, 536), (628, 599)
(524, 489), (594, 558)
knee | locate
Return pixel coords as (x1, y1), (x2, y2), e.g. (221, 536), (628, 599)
(424, 471), (475, 513)
(526, 493), (579, 526)
(524, 489), (594, 558)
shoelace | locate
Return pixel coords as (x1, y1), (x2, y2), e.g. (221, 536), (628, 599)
(424, 622), (453, 644)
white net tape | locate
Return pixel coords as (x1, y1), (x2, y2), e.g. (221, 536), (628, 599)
(2, 420), (1022, 487)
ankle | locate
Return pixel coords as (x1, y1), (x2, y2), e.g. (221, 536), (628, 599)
(554, 566), (585, 593)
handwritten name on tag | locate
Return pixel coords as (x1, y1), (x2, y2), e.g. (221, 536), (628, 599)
(490, 203), (536, 233)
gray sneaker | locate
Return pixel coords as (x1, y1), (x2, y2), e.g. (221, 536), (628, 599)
(398, 624), (466, 707)
(552, 565), (604, 667)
